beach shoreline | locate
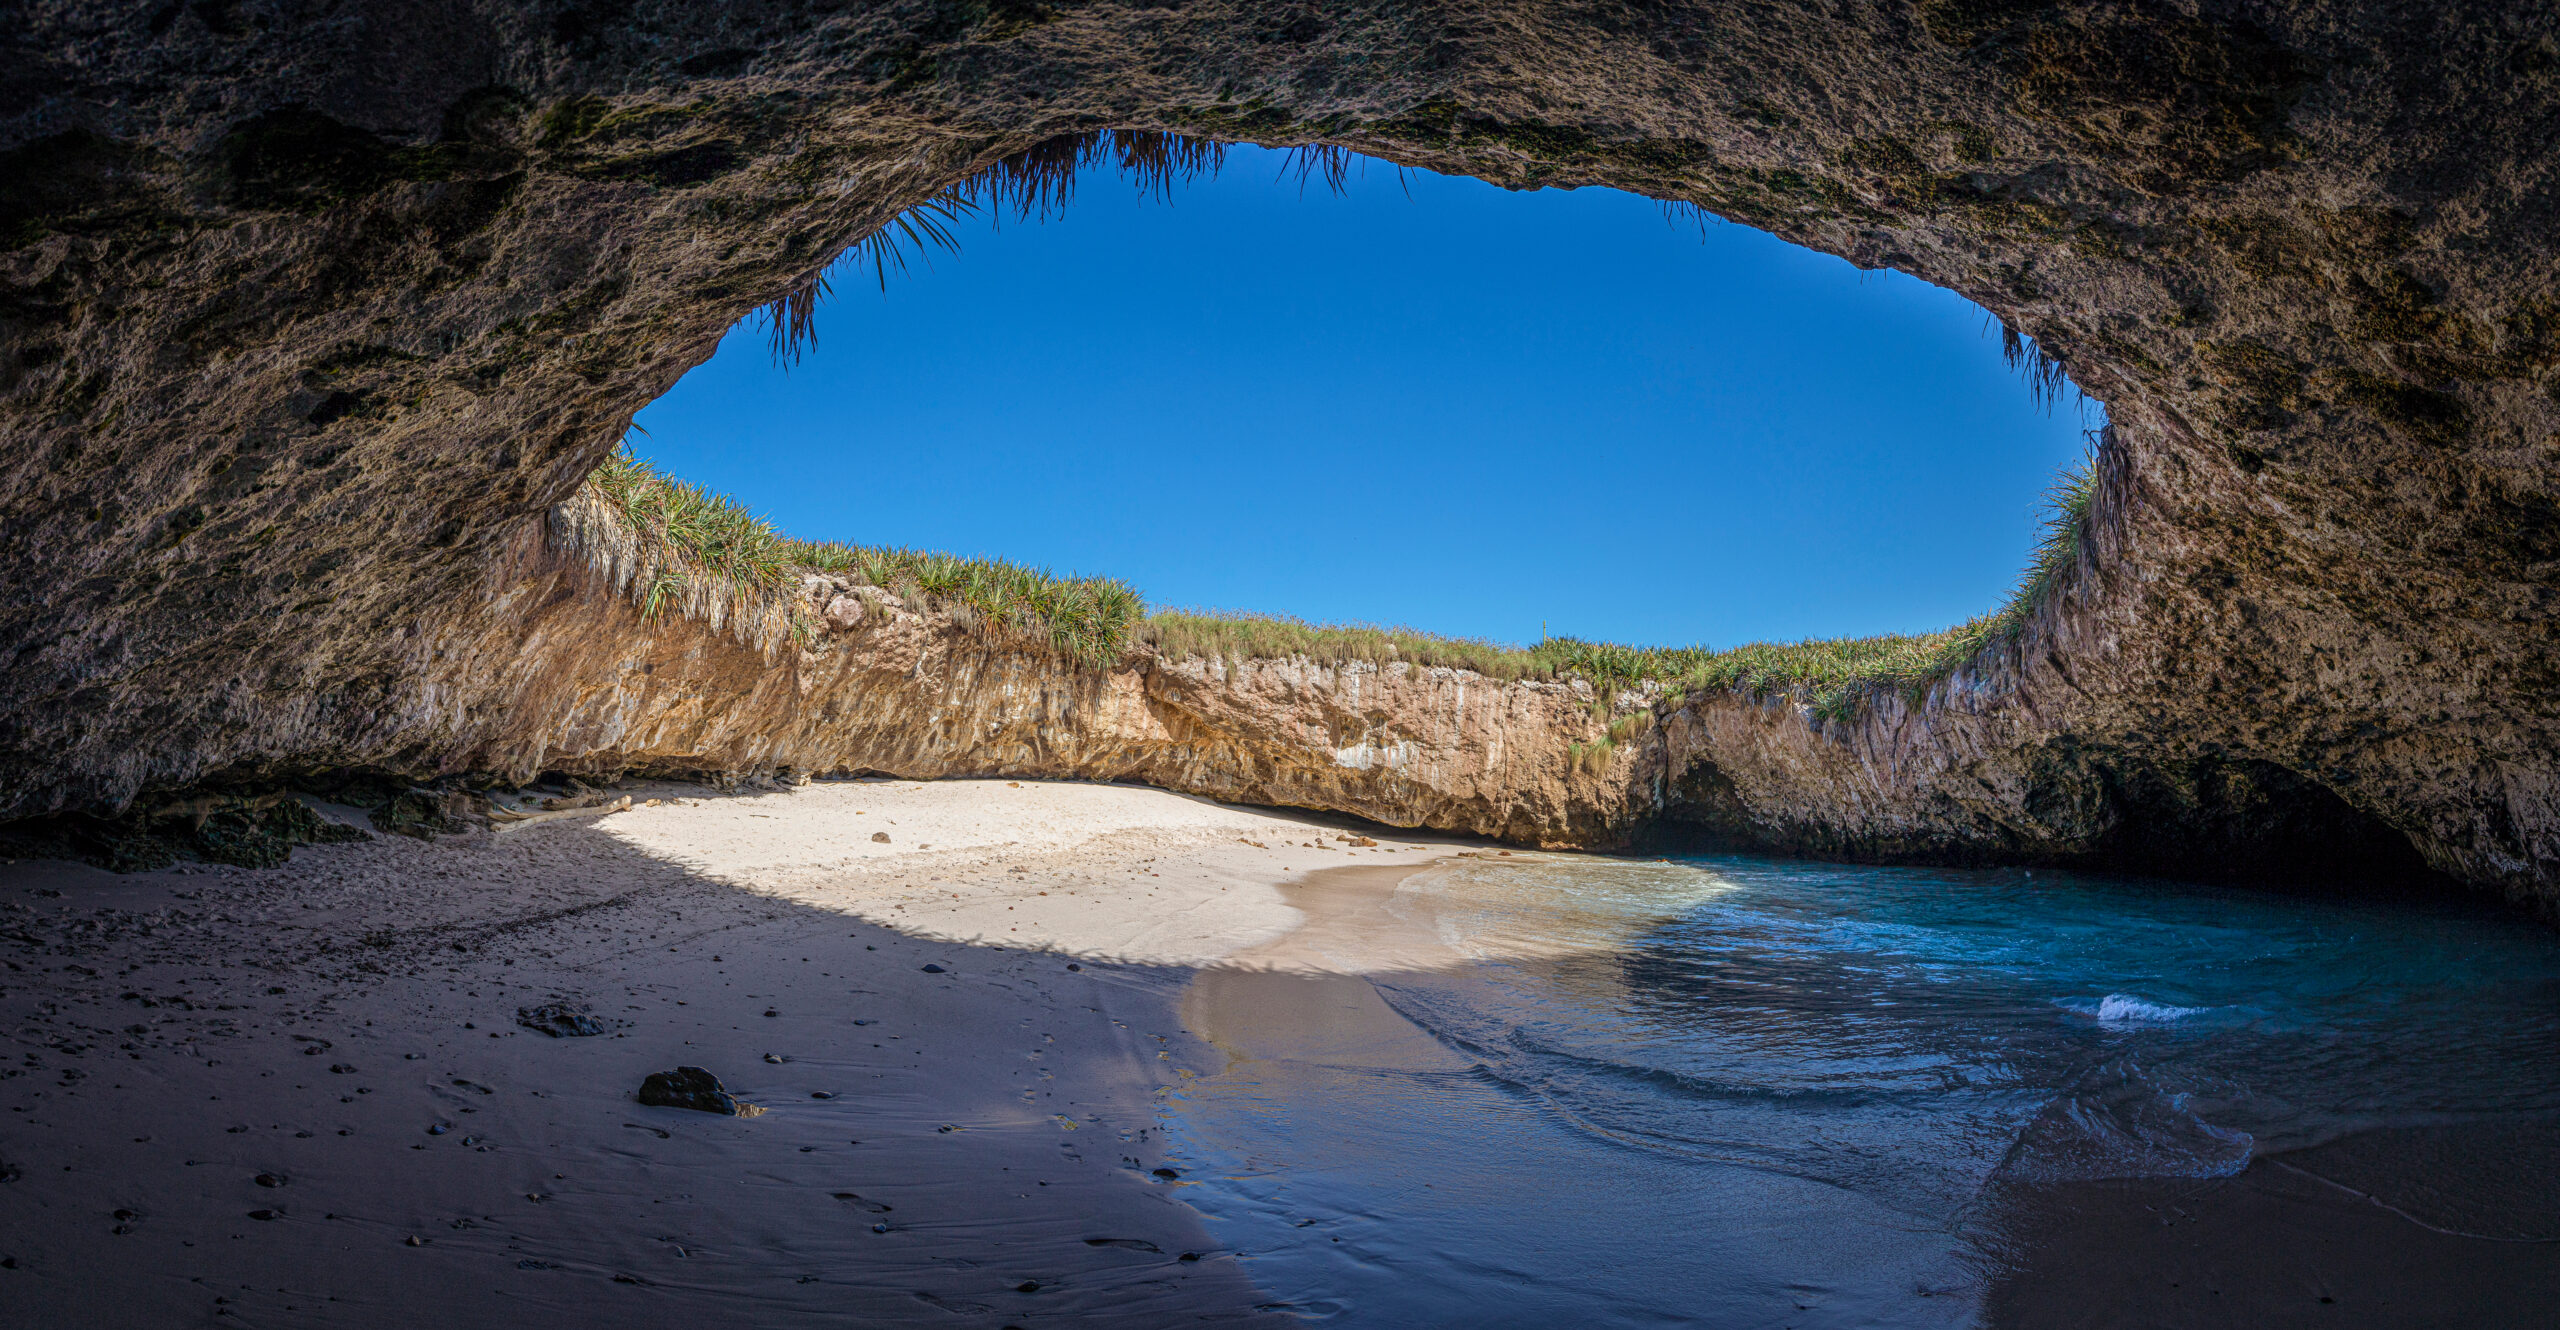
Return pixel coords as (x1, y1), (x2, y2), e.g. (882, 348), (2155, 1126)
(0, 777), (1481, 1327)
(13, 777), (2552, 1329)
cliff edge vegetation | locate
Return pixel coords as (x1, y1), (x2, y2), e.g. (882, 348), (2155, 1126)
(581, 437), (2101, 727)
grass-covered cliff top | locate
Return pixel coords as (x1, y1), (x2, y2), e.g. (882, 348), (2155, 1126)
(572, 449), (1144, 667)
(574, 446), (2094, 719)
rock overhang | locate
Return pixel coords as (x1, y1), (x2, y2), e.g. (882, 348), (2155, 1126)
(0, 0), (2551, 906)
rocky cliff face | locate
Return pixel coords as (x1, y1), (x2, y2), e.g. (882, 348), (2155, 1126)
(344, 497), (2456, 903)
(438, 504), (1650, 847)
(3, 2), (2556, 908)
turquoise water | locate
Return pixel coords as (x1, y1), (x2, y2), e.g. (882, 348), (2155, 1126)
(1165, 855), (2560, 1327)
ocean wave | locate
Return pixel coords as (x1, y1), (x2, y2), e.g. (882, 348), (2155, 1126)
(2092, 993), (2209, 1023)
(1998, 1055), (2254, 1183)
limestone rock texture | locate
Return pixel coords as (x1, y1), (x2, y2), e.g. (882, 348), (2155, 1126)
(4, 2), (2558, 907)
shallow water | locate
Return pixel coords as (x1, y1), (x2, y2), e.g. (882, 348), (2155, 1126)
(1164, 854), (2560, 1327)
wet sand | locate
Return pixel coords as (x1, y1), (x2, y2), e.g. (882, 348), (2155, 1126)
(0, 778), (1473, 1327)
(1979, 1118), (2560, 1328)
(1169, 856), (2560, 1329)
(1173, 858), (1981, 1328)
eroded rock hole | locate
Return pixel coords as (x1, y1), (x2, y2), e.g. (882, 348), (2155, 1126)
(622, 133), (2100, 679)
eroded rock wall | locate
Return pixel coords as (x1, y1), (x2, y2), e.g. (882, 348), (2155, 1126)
(425, 515), (1645, 845)
(378, 508), (2466, 905)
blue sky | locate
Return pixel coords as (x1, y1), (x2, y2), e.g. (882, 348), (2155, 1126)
(630, 146), (2097, 649)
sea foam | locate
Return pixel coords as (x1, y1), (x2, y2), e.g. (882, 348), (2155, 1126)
(2095, 993), (2207, 1023)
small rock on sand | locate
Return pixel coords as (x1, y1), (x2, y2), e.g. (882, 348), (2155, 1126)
(516, 1002), (609, 1037)
(637, 1066), (764, 1117)
(871, 831), (890, 843)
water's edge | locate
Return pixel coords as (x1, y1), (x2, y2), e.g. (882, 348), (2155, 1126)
(1154, 853), (2560, 1328)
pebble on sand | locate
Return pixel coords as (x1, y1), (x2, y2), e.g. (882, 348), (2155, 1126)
(637, 1066), (765, 1117)
(516, 1003), (611, 1037)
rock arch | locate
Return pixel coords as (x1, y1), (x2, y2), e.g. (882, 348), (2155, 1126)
(2, 2), (2554, 905)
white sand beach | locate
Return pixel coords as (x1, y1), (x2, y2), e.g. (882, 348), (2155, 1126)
(0, 778), (1481, 1327)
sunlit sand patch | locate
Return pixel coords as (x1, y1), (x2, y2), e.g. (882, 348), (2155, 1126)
(593, 777), (1479, 968)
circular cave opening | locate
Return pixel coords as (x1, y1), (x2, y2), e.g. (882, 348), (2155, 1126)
(619, 137), (2102, 658)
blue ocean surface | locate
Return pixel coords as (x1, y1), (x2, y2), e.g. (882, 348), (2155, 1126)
(1161, 855), (2560, 1327)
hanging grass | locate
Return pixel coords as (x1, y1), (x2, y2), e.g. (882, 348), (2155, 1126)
(1994, 314), (2078, 416)
(757, 129), (1240, 367)
(561, 448), (805, 652)
(762, 190), (975, 367)
(568, 448), (1143, 666)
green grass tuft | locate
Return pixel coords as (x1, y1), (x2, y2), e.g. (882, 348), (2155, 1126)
(574, 447), (1141, 666)
(569, 447), (803, 651)
(793, 541), (1143, 669)
(587, 447), (799, 603)
(1136, 612), (1547, 681)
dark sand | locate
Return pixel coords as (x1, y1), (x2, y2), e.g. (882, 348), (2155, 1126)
(0, 785), (1351, 1327)
(1980, 1118), (2560, 1328)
